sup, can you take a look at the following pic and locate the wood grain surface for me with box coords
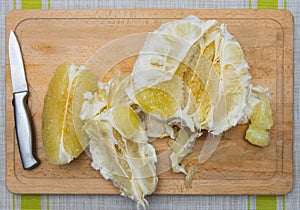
[5,9,293,194]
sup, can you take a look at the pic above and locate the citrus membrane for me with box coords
[126,16,271,174]
[83,105,156,209]
[78,15,273,209]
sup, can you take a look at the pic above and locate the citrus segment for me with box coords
[111,105,145,141]
[73,69,99,149]
[245,124,270,147]
[222,41,244,66]
[245,86,273,146]
[133,76,184,119]
[42,63,98,164]
[135,88,178,119]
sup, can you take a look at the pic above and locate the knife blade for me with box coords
[9,31,39,170]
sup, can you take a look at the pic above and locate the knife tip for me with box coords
[10,30,15,36]
[9,30,17,40]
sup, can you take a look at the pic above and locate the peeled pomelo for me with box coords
[42,63,98,164]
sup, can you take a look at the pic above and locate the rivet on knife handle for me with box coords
[13,91,39,170]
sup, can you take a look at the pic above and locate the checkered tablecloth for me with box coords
[0,0,299,209]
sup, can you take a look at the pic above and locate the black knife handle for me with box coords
[13,91,39,170]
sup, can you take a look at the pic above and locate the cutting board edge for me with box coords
[5,173,293,195]
[5,9,294,195]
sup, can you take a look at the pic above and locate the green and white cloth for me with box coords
[0,0,299,209]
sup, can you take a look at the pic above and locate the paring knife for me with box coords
[9,31,39,170]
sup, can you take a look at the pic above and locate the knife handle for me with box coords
[13,91,39,170]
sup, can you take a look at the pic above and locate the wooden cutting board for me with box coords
[6,9,293,194]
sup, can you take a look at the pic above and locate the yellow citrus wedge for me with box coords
[133,76,183,119]
[245,124,270,147]
[245,86,273,146]
[111,105,145,141]
[42,63,98,164]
